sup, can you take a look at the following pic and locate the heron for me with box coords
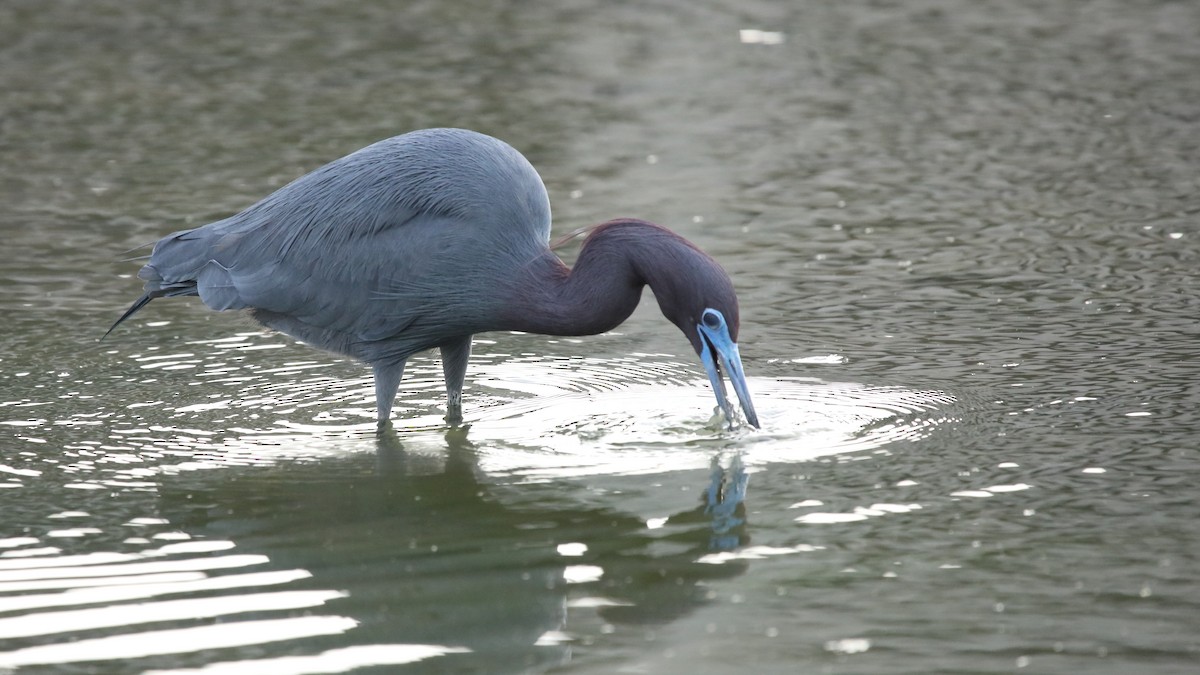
[107,128,759,429]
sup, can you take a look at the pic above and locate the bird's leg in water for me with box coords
[372,359,407,428]
[440,336,472,425]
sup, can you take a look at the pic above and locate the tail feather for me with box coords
[117,241,156,257]
[107,218,255,340]
[102,294,154,341]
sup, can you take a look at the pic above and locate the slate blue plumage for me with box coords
[110,128,758,428]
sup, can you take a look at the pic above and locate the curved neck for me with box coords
[498,219,697,337]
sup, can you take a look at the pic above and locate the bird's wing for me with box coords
[146,208,457,341]
[137,129,553,356]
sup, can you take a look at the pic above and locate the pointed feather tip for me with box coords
[549,225,597,251]
[101,294,153,341]
[116,241,155,257]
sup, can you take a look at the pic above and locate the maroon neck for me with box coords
[497,219,712,338]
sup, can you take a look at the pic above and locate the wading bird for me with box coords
[108,128,758,429]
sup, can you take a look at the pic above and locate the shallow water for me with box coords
[3,0,1200,673]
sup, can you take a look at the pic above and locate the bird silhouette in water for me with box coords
[108,129,758,430]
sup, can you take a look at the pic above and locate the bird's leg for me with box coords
[439,336,472,425]
[372,359,407,428]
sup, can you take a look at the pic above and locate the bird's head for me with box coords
[646,235,760,430]
[571,218,759,429]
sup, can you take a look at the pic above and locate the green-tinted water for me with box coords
[2,1,1198,672]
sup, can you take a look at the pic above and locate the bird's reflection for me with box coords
[704,454,750,552]
[155,426,753,671]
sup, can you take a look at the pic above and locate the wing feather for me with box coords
[134,129,552,362]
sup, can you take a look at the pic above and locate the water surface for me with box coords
[2,0,1199,672]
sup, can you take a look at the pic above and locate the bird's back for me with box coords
[137,128,553,361]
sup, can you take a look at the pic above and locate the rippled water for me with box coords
[3,0,1200,673]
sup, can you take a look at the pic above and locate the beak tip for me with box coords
[697,328,759,430]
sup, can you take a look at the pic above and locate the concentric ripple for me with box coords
[84,339,957,483]
[460,358,957,480]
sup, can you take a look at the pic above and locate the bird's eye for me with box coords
[701,309,723,330]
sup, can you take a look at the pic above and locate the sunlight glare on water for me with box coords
[0,510,469,673]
